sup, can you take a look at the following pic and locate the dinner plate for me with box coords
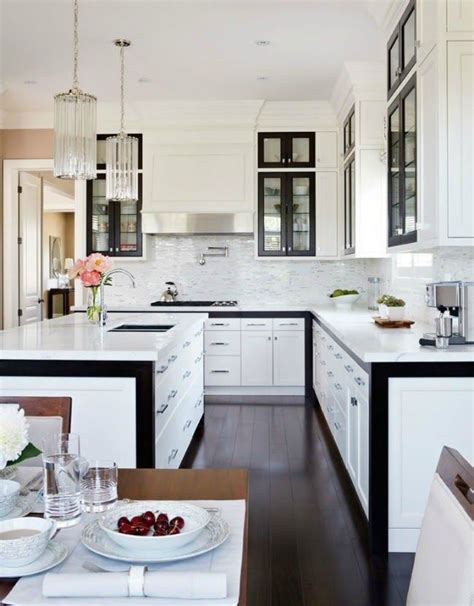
[0,496,33,521]
[0,541,68,578]
[82,515,230,563]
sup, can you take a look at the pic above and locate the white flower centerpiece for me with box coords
[0,406,41,478]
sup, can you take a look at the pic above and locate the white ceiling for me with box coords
[1,0,383,112]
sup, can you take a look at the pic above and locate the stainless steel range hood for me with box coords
[142,212,254,235]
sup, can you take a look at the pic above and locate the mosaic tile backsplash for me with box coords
[106,236,473,325]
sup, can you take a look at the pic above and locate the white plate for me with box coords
[82,516,230,563]
[0,496,33,520]
[0,541,68,578]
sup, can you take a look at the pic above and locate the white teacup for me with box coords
[0,480,20,517]
[0,517,56,567]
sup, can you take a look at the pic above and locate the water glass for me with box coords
[81,460,118,512]
[42,433,86,528]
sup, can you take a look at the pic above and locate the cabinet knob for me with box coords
[351,396,358,407]
[274,336,278,341]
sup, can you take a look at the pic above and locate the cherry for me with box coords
[132,525,149,536]
[118,522,133,534]
[168,526,181,535]
[130,515,146,527]
[142,511,155,527]
[170,516,185,529]
[154,521,170,533]
[153,526,167,536]
[117,516,130,529]
[156,513,169,524]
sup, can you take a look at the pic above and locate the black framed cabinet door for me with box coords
[87,175,115,255]
[287,173,315,256]
[258,173,288,256]
[258,132,315,168]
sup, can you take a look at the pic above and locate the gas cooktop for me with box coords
[150,300,238,307]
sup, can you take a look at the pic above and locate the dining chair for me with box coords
[0,397,72,466]
[407,446,474,605]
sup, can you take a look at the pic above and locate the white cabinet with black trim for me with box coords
[205,316,305,395]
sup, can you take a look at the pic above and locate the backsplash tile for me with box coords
[106,236,473,326]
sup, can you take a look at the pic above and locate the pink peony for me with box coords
[80,270,102,287]
[84,253,112,274]
[68,259,85,279]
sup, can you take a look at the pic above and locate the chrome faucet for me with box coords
[99,268,136,327]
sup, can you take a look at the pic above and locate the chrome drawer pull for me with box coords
[157,403,169,414]
[182,370,191,380]
[183,340,191,348]
[168,448,178,463]
[246,323,266,326]
[335,353,343,360]
[321,360,327,366]
[334,383,343,391]
[278,322,299,326]
[327,370,334,377]
[167,389,178,401]
[344,364,354,373]
[194,353,203,363]
[194,397,203,408]
[210,322,229,326]
[157,364,168,374]
[355,377,366,386]
[183,419,192,431]
[210,342,229,346]
[195,328,203,337]
[327,345,334,350]
[168,354,178,364]
[210,370,230,374]
[351,396,358,407]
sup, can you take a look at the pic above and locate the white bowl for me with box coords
[0,480,20,517]
[330,294,361,309]
[99,501,211,554]
[386,306,405,321]
[0,517,56,567]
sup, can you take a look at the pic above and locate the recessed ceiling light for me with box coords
[138,77,152,83]
[257,76,270,81]
[255,40,271,47]
[24,80,37,85]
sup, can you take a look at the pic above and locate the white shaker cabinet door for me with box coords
[388,376,474,550]
[241,331,273,386]
[356,389,369,516]
[447,0,474,31]
[447,41,474,239]
[315,172,338,257]
[273,331,305,386]
[315,132,338,168]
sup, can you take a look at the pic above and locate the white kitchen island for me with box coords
[0,313,206,469]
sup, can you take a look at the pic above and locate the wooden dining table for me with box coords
[0,468,249,605]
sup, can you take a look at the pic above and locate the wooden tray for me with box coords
[373,316,415,328]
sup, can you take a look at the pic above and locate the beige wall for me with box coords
[0,130,4,329]
[3,129,53,159]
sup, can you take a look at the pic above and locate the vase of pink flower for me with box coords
[68,253,113,323]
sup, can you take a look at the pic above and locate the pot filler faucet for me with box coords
[99,268,136,327]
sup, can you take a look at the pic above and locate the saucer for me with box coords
[0,542,68,578]
[0,496,33,521]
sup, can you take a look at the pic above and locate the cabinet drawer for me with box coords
[241,318,273,331]
[205,331,241,356]
[205,356,241,386]
[205,318,241,331]
[272,318,304,331]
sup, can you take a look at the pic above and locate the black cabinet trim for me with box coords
[387,0,416,99]
[258,132,315,168]
[343,105,355,159]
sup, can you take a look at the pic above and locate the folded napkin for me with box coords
[43,569,227,600]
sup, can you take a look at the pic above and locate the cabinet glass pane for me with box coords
[263,138,281,164]
[97,139,107,166]
[389,108,400,174]
[119,200,139,252]
[291,177,310,251]
[263,177,283,251]
[291,137,310,163]
[350,161,355,247]
[344,167,351,248]
[91,179,110,252]
[403,89,416,168]
[391,204,402,236]
[402,9,416,68]
[349,113,355,147]
[389,37,400,89]
[405,176,416,233]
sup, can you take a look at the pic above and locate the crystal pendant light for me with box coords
[54,0,97,180]
[106,40,138,202]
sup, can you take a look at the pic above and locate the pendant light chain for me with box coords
[72,0,79,91]
[120,42,125,135]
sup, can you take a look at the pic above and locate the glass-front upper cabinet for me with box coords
[343,105,355,158]
[344,157,355,254]
[388,76,417,247]
[87,174,143,257]
[258,132,315,168]
[387,0,416,98]
[258,172,315,256]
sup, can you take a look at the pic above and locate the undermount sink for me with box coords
[108,324,175,333]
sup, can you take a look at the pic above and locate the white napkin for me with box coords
[43,571,227,599]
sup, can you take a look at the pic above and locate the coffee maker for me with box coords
[419,281,474,346]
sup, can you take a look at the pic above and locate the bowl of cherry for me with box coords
[99,501,211,552]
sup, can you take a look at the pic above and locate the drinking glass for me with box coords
[81,460,118,512]
[42,433,87,528]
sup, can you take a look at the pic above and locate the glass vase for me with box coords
[86,286,101,323]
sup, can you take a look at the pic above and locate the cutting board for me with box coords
[373,316,415,328]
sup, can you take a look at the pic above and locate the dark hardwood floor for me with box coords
[182,399,414,606]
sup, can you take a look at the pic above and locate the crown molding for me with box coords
[257,100,337,129]
[366,0,409,39]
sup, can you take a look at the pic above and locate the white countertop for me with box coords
[0,313,207,362]
[74,303,474,363]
